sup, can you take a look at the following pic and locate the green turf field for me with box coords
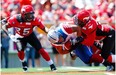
[1,66,115,75]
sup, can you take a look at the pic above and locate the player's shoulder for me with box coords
[85,18,98,29]
[8,14,20,22]
[88,18,97,25]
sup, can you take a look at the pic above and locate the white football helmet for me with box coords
[47,30,60,43]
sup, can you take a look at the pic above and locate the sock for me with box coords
[89,54,111,67]
[47,59,54,65]
[39,48,50,61]
[17,51,25,62]
[107,55,116,63]
[90,54,104,63]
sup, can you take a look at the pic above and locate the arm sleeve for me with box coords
[7,17,16,28]
[62,25,73,34]
[36,18,45,30]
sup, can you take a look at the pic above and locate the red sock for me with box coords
[107,55,112,63]
[17,51,25,61]
[39,48,50,61]
[90,54,104,63]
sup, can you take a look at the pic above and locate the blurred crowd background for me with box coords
[0,0,115,68]
[0,0,115,25]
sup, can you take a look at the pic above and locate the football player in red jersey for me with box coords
[73,9,115,71]
[1,5,56,72]
[47,23,114,71]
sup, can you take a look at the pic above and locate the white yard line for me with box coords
[61,66,102,71]
[37,68,43,71]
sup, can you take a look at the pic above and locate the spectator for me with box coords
[1,31,10,68]
[25,44,36,68]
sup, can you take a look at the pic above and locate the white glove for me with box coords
[9,34,19,42]
[71,39,77,45]
[45,27,49,33]
[8,34,23,42]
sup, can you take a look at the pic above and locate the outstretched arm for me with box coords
[52,44,71,54]
[71,25,82,36]
[42,27,49,33]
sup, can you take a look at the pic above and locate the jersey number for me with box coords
[16,28,31,35]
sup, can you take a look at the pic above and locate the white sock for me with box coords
[47,59,53,65]
[20,58,26,62]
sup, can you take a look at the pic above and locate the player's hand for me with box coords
[70,36,83,45]
[75,36,84,43]
[45,27,49,33]
[8,34,23,42]
[94,41,102,49]
[8,34,19,42]
[71,38,77,45]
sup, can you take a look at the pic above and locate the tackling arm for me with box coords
[52,44,71,54]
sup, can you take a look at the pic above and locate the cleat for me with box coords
[70,51,77,60]
[106,65,114,71]
[50,64,57,71]
[23,66,28,72]
[22,61,28,72]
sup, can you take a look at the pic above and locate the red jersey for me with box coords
[7,14,45,37]
[81,18,114,46]
[81,18,97,46]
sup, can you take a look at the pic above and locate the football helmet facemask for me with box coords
[73,10,91,27]
[21,5,35,22]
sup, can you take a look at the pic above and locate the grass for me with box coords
[1,66,115,75]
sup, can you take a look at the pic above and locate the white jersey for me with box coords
[55,24,77,44]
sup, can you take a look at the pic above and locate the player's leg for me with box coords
[74,44,113,71]
[101,30,115,70]
[74,44,93,64]
[15,39,28,72]
[28,32,57,71]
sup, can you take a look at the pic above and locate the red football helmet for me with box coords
[73,10,91,27]
[21,5,35,21]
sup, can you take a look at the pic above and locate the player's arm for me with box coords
[1,22,11,35]
[52,44,70,54]
[41,27,49,33]
[1,18,21,42]
[1,17,11,34]
[36,18,49,33]
[72,26,82,37]
[63,24,82,37]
